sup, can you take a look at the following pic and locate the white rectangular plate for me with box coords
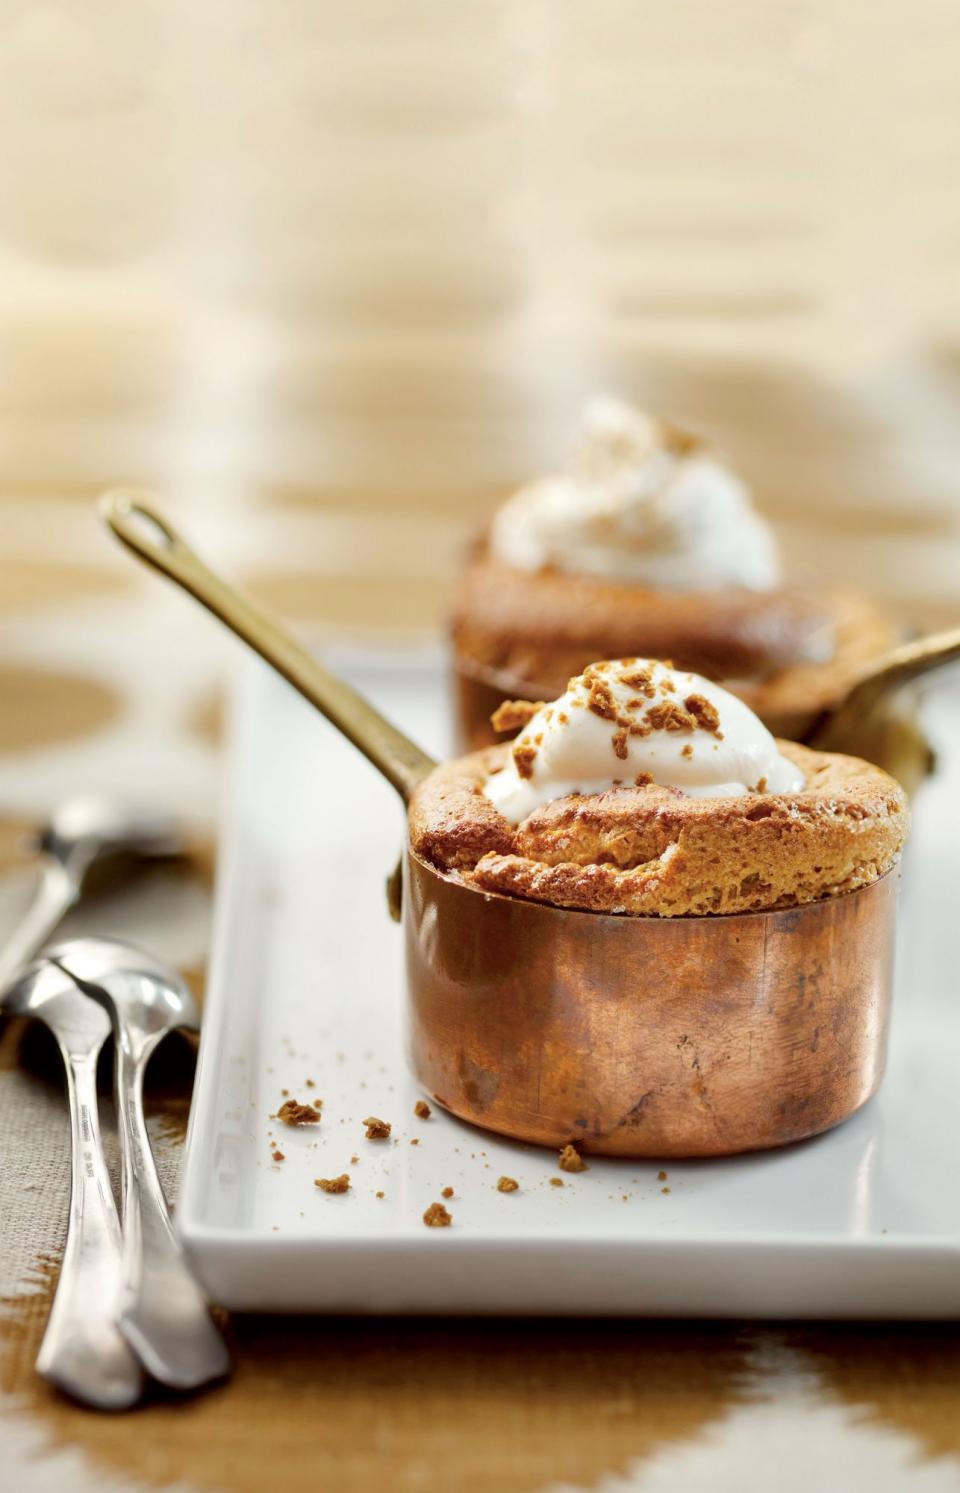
[178,647,960,1317]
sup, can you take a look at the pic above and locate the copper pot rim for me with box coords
[407,845,896,928]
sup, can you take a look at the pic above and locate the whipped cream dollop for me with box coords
[484,659,805,825]
[489,397,779,592]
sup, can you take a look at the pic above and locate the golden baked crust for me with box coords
[452,553,897,743]
[408,741,908,918]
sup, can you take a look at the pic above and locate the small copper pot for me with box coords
[103,494,908,1160]
[405,851,898,1157]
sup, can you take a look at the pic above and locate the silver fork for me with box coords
[1,961,144,1409]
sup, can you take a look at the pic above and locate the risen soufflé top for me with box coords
[410,659,909,918]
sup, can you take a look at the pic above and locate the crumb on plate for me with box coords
[315,1174,350,1194]
[275,1099,321,1127]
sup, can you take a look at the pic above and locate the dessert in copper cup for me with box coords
[407,657,908,1155]
[451,397,904,759]
[104,496,914,1159]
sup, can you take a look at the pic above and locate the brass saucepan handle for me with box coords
[809,625,960,753]
[100,490,438,805]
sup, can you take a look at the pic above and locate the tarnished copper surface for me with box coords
[405,850,898,1157]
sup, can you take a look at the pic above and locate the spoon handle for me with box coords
[0,862,78,992]
[100,489,437,805]
[810,625,960,752]
[37,1043,144,1409]
[114,1037,230,1389]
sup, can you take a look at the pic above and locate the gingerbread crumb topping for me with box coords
[315,1174,350,1194]
[275,1100,321,1127]
[491,699,544,733]
[619,667,656,696]
[558,1143,587,1173]
[414,1099,431,1120]
[271,1150,285,1163]
[441,1186,454,1199]
[497,1176,519,1193]
[584,670,619,721]
[512,742,538,780]
[423,1201,453,1228]
[363,1115,392,1140]
[647,700,697,733]
[555,665,730,762]
[684,693,722,736]
[549,1177,565,1188]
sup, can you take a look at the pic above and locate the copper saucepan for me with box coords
[101,492,934,1158]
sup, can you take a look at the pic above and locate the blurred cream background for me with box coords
[2,0,960,630]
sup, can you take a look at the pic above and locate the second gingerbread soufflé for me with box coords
[412,659,908,919]
[451,397,896,748]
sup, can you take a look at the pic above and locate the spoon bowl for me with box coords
[48,936,199,1042]
[36,796,183,891]
[2,957,111,1036]
[0,797,185,992]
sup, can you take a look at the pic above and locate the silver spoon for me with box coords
[0,797,183,991]
[49,937,231,1391]
[0,959,144,1409]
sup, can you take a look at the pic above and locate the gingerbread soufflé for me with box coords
[451,397,896,748]
[411,659,908,919]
